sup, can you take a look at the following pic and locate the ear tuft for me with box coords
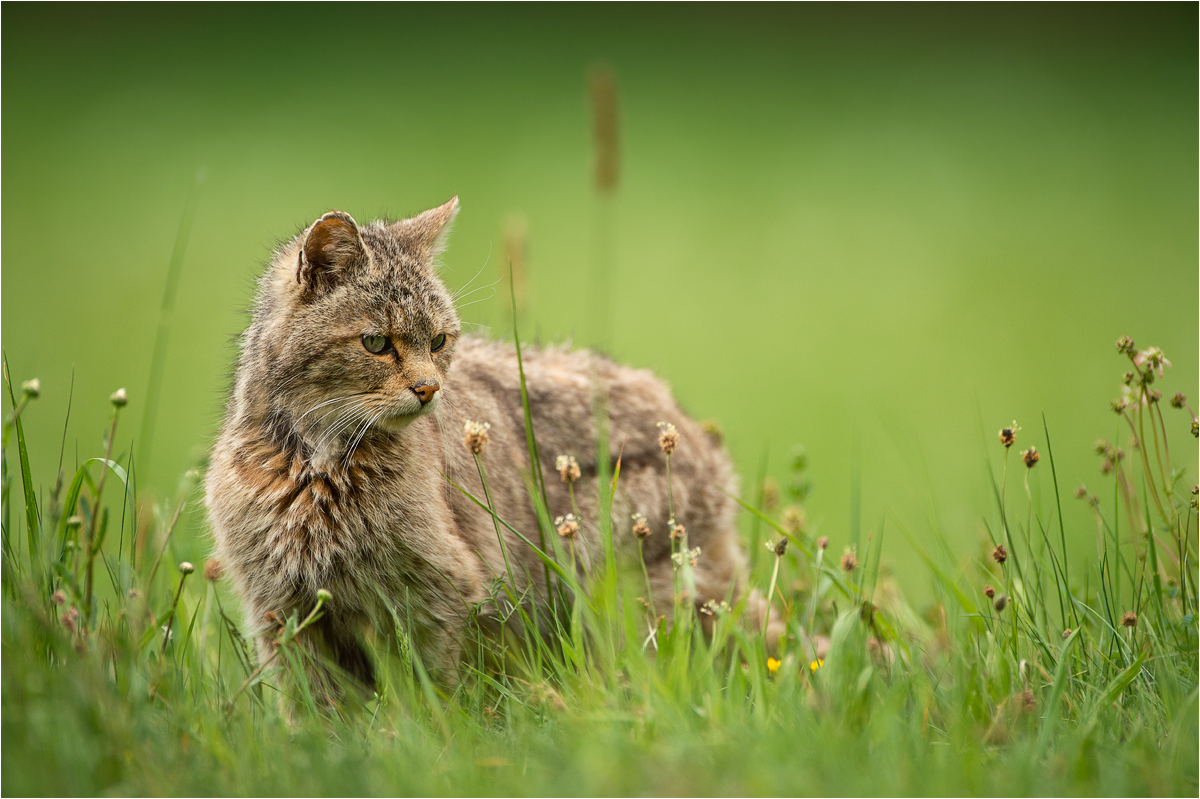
[297,211,366,290]
[389,196,460,260]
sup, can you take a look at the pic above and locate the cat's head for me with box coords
[245,198,462,445]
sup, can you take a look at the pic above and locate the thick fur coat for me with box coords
[205,198,766,690]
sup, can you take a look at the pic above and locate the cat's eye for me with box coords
[431,333,447,353]
[362,334,389,354]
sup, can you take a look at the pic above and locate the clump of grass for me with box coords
[1,335,1197,795]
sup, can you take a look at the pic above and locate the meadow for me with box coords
[3,4,1197,796]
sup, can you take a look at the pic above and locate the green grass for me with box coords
[2,332,1196,796]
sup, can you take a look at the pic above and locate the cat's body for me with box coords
[205,198,763,689]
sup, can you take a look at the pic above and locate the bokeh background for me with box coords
[4,4,1196,598]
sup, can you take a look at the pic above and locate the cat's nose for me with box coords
[411,382,440,405]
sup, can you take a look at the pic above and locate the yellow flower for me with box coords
[767,657,781,675]
[809,659,824,673]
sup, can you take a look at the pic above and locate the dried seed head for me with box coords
[1134,346,1171,377]
[556,455,581,483]
[1115,335,1135,355]
[589,63,620,194]
[762,478,780,512]
[554,513,581,539]
[204,559,224,582]
[700,599,730,617]
[999,422,1018,448]
[781,505,807,534]
[61,606,80,636]
[631,512,651,539]
[840,548,858,573]
[772,537,789,558]
[463,420,491,454]
[817,536,829,551]
[687,546,701,567]
[1170,392,1186,409]
[109,388,128,408]
[1022,447,1040,469]
[1061,628,1072,640]
[1017,689,1037,714]
[1121,611,1137,629]
[992,544,1007,564]
[984,584,995,599]
[656,421,679,455]
[51,589,67,606]
[669,520,686,542]
[21,378,41,399]
[1074,485,1088,500]
[993,594,1009,612]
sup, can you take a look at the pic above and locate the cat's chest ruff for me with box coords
[235,436,416,576]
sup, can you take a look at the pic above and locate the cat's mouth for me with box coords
[376,396,440,431]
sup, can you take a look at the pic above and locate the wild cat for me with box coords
[205,197,772,693]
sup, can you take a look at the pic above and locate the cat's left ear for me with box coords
[389,196,459,261]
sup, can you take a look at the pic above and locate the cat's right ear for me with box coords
[296,210,367,293]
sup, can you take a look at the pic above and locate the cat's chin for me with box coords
[377,403,437,432]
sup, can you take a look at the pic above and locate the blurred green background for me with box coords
[3,4,1196,596]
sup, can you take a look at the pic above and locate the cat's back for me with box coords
[447,335,729,480]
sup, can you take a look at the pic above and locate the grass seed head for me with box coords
[984,584,995,599]
[1121,611,1137,629]
[999,422,1019,448]
[1122,370,1136,386]
[1062,628,1072,640]
[631,512,651,539]
[51,589,67,606]
[1074,485,1088,500]
[204,559,223,582]
[656,421,679,454]
[463,420,491,454]
[554,513,581,539]
[556,455,581,483]
[109,387,129,408]
[841,548,858,572]
[178,561,195,575]
[1111,396,1130,413]
[817,536,829,551]
[21,378,40,399]
[772,537,789,557]
[992,544,1007,564]
[762,478,780,512]
[1022,447,1040,468]
[993,594,1009,612]
[1115,335,1135,355]
[669,520,686,542]
[1148,389,1162,404]
[781,505,807,534]
[1170,392,1186,409]
[1134,346,1171,377]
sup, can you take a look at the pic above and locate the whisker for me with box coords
[449,243,493,299]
